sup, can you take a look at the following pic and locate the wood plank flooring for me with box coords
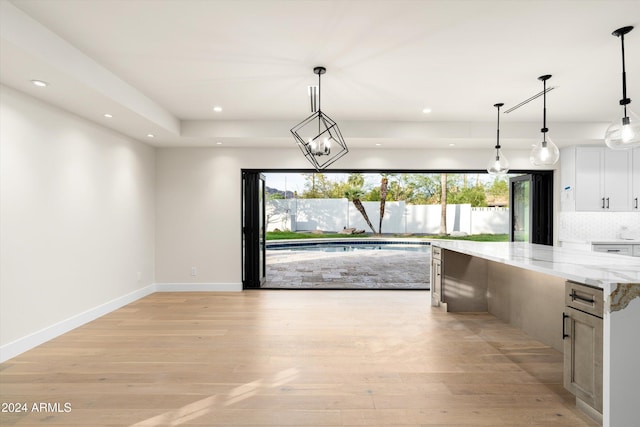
[0,291,598,426]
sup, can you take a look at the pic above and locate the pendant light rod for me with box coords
[613,26,633,117]
[494,103,503,149]
[539,74,551,141]
[314,66,326,135]
[503,86,556,114]
[314,66,326,111]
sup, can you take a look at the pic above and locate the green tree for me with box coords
[363,187,380,201]
[486,176,509,206]
[301,173,340,198]
[403,174,439,204]
[448,185,487,207]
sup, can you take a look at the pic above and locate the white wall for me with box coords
[155,148,242,287]
[0,86,156,354]
[155,146,554,288]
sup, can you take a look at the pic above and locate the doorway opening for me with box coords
[242,169,552,290]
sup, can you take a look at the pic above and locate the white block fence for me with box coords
[267,199,508,235]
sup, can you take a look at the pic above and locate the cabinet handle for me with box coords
[562,313,569,339]
[606,197,610,209]
[635,197,638,209]
[569,290,595,304]
[607,249,621,253]
[601,198,605,209]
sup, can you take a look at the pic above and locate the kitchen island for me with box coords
[430,241,640,427]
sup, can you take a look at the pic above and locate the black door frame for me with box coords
[509,171,553,245]
[242,168,554,289]
[242,171,266,289]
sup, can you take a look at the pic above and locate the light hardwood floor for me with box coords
[0,291,598,426]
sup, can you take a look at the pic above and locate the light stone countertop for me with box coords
[431,241,640,288]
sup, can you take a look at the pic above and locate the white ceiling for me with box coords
[1,0,639,150]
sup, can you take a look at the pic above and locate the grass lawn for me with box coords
[266,231,509,242]
[266,231,371,240]
[422,233,509,242]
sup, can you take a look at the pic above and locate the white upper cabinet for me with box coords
[571,147,632,211]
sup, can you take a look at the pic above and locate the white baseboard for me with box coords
[155,282,243,292]
[0,284,156,363]
[0,282,243,362]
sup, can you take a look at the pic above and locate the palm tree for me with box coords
[378,174,389,234]
[439,173,447,235]
[344,187,376,234]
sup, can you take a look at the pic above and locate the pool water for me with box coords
[267,242,431,253]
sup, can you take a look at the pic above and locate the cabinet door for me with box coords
[633,148,640,211]
[575,147,632,211]
[563,307,603,412]
[575,148,604,211]
[603,149,632,211]
[431,258,442,306]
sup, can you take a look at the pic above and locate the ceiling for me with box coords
[1,0,639,150]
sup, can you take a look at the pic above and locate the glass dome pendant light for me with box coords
[487,103,509,174]
[605,26,640,149]
[530,75,560,166]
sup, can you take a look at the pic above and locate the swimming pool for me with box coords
[266,239,431,253]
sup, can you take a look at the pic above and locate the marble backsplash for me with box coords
[558,211,640,241]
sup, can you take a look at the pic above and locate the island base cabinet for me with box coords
[563,306,603,414]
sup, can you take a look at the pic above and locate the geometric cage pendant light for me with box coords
[290,66,348,170]
[487,102,509,175]
[605,26,640,149]
[530,74,560,166]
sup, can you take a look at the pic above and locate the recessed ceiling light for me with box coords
[147,134,155,138]
[31,80,48,87]
[422,108,432,114]
[448,143,455,147]
[216,142,223,145]
[104,113,113,118]
[213,106,223,113]
[375,143,382,146]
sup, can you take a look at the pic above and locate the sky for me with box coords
[264,172,508,193]
[264,173,344,194]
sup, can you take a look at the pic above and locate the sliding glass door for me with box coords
[509,172,553,245]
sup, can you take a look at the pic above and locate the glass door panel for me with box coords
[510,175,532,243]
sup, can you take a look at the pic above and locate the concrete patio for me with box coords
[265,246,431,289]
